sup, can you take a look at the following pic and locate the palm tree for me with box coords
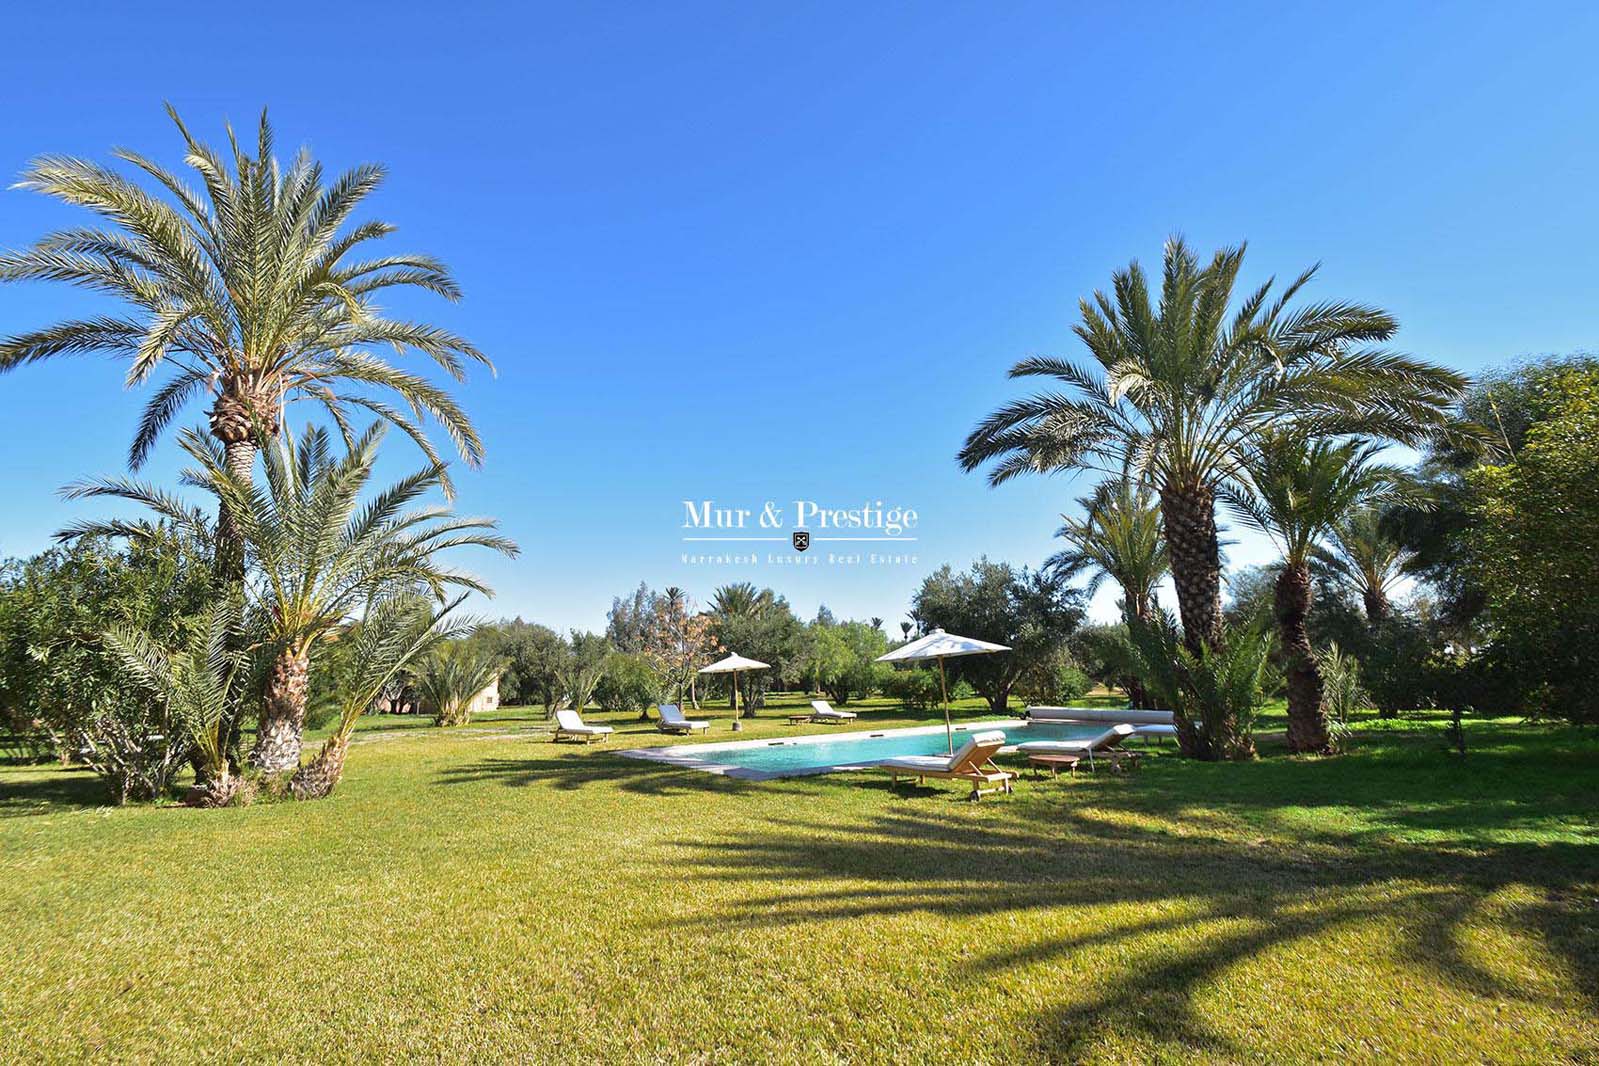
[64,421,517,774]
[0,107,491,582]
[418,640,504,726]
[1224,431,1404,753]
[958,237,1465,656]
[710,582,771,619]
[1045,478,1168,625]
[292,595,469,799]
[103,598,250,806]
[1315,506,1414,622]
[1044,477,1168,707]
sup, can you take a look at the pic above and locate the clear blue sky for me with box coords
[3,2,1597,633]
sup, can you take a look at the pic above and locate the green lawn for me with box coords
[2,695,1595,1062]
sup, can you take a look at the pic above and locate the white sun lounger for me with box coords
[553,708,614,743]
[657,703,710,734]
[1015,723,1142,769]
[809,699,857,723]
[875,731,1014,800]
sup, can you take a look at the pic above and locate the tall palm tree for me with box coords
[1315,506,1414,622]
[64,422,517,774]
[1,107,491,582]
[958,237,1465,656]
[1225,431,1404,753]
[1044,477,1168,708]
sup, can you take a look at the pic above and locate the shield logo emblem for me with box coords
[792,530,810,552]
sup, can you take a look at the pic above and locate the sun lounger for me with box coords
[875,731,1014,800]
[657,703,710,734]
[808,699,857,723]
[1015,723,1143,770]
[553,708,614,743]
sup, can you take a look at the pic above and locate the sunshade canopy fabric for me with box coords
[698,653,772,673]
[876,628,1010,663]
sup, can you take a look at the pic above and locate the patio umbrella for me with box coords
[698,653,771,718]
[877,629,1010,753]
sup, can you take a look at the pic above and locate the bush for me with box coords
[1014,648,1092,706]
[594,653,658,714]
[0,534,213,802]
[881,668,942,711]
[1125,612,1273,761]
[807,621,889,707]
[1361,614,1446,716]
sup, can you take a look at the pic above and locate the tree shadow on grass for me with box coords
[436,750,755,797]
[0,767,110,817]
[653,753,1598,1059]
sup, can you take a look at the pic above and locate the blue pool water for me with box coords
[618,719,1108,779]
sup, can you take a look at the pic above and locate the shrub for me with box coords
[1316,642,1367,726]
[1361,614,1447,716]
[595,652,658,714]
[419,641,504,727]
[881,668,942,711]
[0,534,213,802]
[1014,648,1092,706]
[1125,611,1273,760]
[807,620,889,707]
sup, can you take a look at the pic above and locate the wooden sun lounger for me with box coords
[875,731,1015,801]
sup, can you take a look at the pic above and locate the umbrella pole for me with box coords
[733,670,739,718]
[940,657,952,754]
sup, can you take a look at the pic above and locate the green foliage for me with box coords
[559,631,613,714]
[0,533,213,800]
[1315,642,1366,751]
[807,620,888,706]
[1124,611,1273,760]
[1069,623,1134,686]
[1394,355,1599,634]
[470,619,567,709]
[594,652,660,714]
[604,583,659,653]
[1466,365,1599,723]
[710,589,804,714]
[1355,611,1450,716]
[959,238,1464,493]
[1013,647,1092,707]
[0,107,491,478]
[911,559,1083,713]
[879,667,942,711]
[103,597,249,796]
[419,639,504,727]
[1045,478,1167,621]
[66,421,517,769]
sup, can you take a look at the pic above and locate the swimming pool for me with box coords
[615,718,1109,780]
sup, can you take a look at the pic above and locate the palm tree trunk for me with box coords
[1275,562,1332,754]
[1122,595,1153,710]
[252,646,309,774]
[1363,586,1390,625]
[207,392,262,774]
[1160,483,1223,654]
[289,735,349,800]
